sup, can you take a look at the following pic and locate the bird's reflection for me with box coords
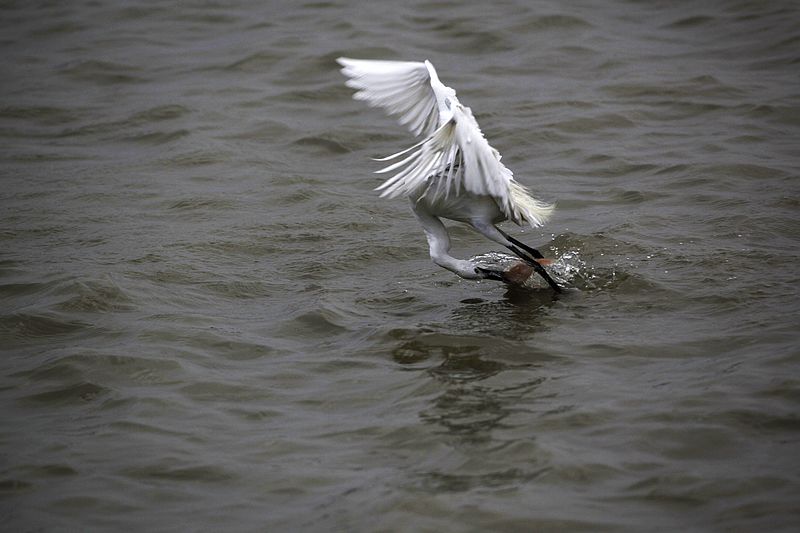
[450,284,559,337]
[390,292,556,434]
[387,291,558,491]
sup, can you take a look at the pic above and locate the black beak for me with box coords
[475,266,506,282]
[506,245,562,293]
[495,229,562,293]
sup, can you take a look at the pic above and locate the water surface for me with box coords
[1,1,799,530]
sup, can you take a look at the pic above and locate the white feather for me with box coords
[336,57,441,137]
[338,57,554,229]
[373,103,552,227]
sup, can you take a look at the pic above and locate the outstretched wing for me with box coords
[337,57,443,137]
[374,104,554,227]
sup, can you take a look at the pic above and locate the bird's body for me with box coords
[411,184,503,226]
[337,57,562,291]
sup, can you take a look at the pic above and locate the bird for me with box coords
[337,57,562,292]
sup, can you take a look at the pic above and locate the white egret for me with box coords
[337,57,561,292]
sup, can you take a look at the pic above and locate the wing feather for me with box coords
[374,104,554,227]
[337,57,441,137]
[339,57,554,227]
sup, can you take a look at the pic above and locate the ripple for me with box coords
[0,312,92,339]
[122,129,190,145]
[274,309,350,339]
[548,113,636,133]
[428,354,505,384]
[14,464,78,478]
[0,479,33,493]
[420,466,548,492]
[221,119,291,140]
[602,77,745,100]
[183,331,276,361]
[120,462,235,483]
[166,196,237,211]
[160,149,231,166]
[663,15,716,29]
[223,51,283,72]
[623,473,792,510]
[291,134,351,154]
[0,280,53,298]
[59,60,147,85]
[698,163,787,180]
[179,381,270,403]
[511,14,592,31]
[129,104,190,122]
[610,189,648,204]
[14,352,183,386]
[55,279,135,313]
[20,381,108,406]
[51,105,190,145]
[201,279,274,299]
[386,330,527,367]
[0,105,80,125]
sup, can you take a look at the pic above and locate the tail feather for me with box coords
[508,181,555,228]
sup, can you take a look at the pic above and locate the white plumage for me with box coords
[338,57,561,291]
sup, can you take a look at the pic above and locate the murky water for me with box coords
[2,1,799,530]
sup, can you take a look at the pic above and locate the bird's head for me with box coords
[475,262,534,285]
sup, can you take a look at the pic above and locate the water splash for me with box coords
[550,248,620,291]
[549,249,585,285]
[470,246,627,291]
[470,250,586,289]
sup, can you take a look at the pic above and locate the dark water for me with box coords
[2,1,799,530]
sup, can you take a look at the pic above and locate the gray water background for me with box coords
[2,0,799,531]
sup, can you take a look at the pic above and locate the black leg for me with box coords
[507,245,562,293]
[498,228,545,259]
